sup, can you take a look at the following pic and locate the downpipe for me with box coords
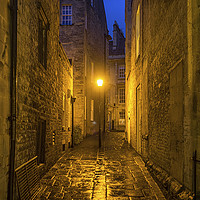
[8,0,17,199]
[193,150,200,200]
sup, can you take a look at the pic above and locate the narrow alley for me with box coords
[38,132,165,200]
[1,0,200,199]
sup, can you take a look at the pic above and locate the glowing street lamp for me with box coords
[97,79,103,148]
[97,79,103,87]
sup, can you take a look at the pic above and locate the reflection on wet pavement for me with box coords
[38,132,166,200]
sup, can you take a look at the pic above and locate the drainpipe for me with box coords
[8,0,17,199]
[71,96,76,148]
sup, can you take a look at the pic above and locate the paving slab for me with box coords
[38,132,166,200]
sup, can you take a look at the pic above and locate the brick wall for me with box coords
[126,0,197,194]
[0,0,10,199]
[16,0,73,175]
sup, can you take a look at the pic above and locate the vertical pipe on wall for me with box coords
[71,96,76,148]
[8,0,17,199]
[193,150,197,200]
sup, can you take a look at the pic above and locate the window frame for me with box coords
[61,5,72,25]
[118,66,125,79]
[119,110,125,119]
[119,88,125,104]
[119,110,125,125]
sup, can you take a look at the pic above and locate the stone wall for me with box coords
[16,0,73,175]
[0,0,10,199]
[126,0,198,196]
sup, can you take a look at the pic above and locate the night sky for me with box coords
[103,0,125,38]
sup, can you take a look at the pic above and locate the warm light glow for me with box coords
[97,79,103,86]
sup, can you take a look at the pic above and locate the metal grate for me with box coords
[15,156,41,200]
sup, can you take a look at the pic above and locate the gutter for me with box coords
[8,0,17,199]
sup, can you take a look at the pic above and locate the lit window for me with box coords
[91,100,94,121]
[61,5,72,25]
[136,4,140,58]
[119,88,125,104]
[119,110,125,125]
[119,110,125,119]
[119,66,125,78]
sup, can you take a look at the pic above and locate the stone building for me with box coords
[0,0,11,199]
[106,21,125,131]
[125,0,200,198]
[16,0,73,170]
[0,0,73,198]
[59,0,108,140]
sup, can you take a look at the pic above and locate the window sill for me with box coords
[60,24,74,26]
[118,77,126,79]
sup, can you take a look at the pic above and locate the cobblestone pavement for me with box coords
[38,132,166,200]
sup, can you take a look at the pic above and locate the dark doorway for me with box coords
[37,119,46,163]
[112,120,114,130]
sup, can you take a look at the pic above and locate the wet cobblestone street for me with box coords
[38,132,166,200]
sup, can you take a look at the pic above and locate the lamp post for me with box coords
[97,79,103,148]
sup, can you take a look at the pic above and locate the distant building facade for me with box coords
[106,22,125,131]
[59,0,108,140]
[125,0,200,198]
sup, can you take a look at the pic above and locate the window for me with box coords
[37,119,46,163]
[119,88,125,103]
[61,5,72,25]
[119,110,125,125]
[119,66,125,78]
[119,110,125,119]
[91,100,94,121]
[136,4,140,58]
[91,62,94,83]
[38,8,48,68]
[113,30,117,47]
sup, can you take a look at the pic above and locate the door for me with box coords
[109,113,111,131]
[37,119,46,163]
